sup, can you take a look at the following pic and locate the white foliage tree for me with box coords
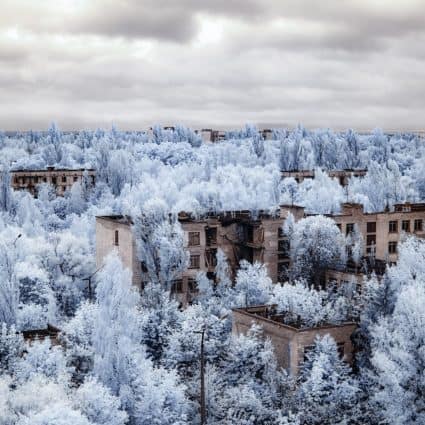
[296,335,359,424]
[133,198,188,289]
[290,215,347,284]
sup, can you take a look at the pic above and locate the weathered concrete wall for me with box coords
[232,308,356,376]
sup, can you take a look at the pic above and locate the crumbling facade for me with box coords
[96,201,425,301]
[95,205,304,303]
[232,305,356,376]
[11,167,95,196]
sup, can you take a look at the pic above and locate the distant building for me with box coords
[21,324,61,346]
[232,305,356,376]
[281,169,368,186]
[11,167,95,197]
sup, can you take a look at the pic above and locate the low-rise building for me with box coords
[232,305,356,376]
[11,167,95,196]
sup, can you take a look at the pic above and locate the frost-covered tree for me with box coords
[73,378,128,425]
[208,325,289,425]
[0,167,13,212]
[133,198,188,289]
[0,323,24,374]
[233,261,274,307]
[14,339,69,383]
[92,254,141,393]
[0,241,19,325]
[139,282,181,362]
[290,215,347,285]
[296,335,359,424]
[369,282,425,424]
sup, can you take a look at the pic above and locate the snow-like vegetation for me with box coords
[0,123,424,424]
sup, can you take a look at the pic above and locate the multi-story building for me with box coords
[95,205,304,303]
[329,202,425,264]
[281,169,367,186]
[232,305,356,376]
[11,167,95,197]
[96,201,425,301]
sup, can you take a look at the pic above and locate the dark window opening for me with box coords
[205,248,217,268]
[366,222,376,233]
[414,219,423,232]
[188,279,197,293]
[243,225,254,243]
[278,239,290,256]
[188,231,200,246]
[388,241,397,254]
[337,342,345,359]
[346,223,354,235]
[206,227,217,245]
[402,220,410,232]
[171,280,183,294]
[389,221,398,233]
[189,255,200,269]
[114,230,119,246]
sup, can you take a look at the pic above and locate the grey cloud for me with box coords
[0,1,424,131]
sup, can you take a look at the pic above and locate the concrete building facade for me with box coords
[96,201,425,301]
[95,205,304,303]
[11,167,95,196]
[232,305,357,376]
[329,202,425,264]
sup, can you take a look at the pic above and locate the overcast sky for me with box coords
[1,0,424,131]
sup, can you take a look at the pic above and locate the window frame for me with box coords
[366,221,376,233]
[346,223,354,235]
[388,220,398,233]
[388,241,397,254]
[401,220,410,233]
[189,254,200,269]
[414,219,423,232]
[188,231,201,246]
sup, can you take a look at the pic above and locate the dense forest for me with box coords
[0,124,424,424]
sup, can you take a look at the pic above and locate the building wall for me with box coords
[95,205,306,302]
[11,168,95,196]
[95,202,425,302]
[232,307,356,376]
[95,217,141,288]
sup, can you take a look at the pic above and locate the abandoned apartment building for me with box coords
[96,205,305,304]
[95,201,425,303]
[232,305,356,376]
[281,169,368,186]
[324,202,425,286]
[11,167,96,196]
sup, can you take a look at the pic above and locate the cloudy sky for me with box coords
[1,0,424,131]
